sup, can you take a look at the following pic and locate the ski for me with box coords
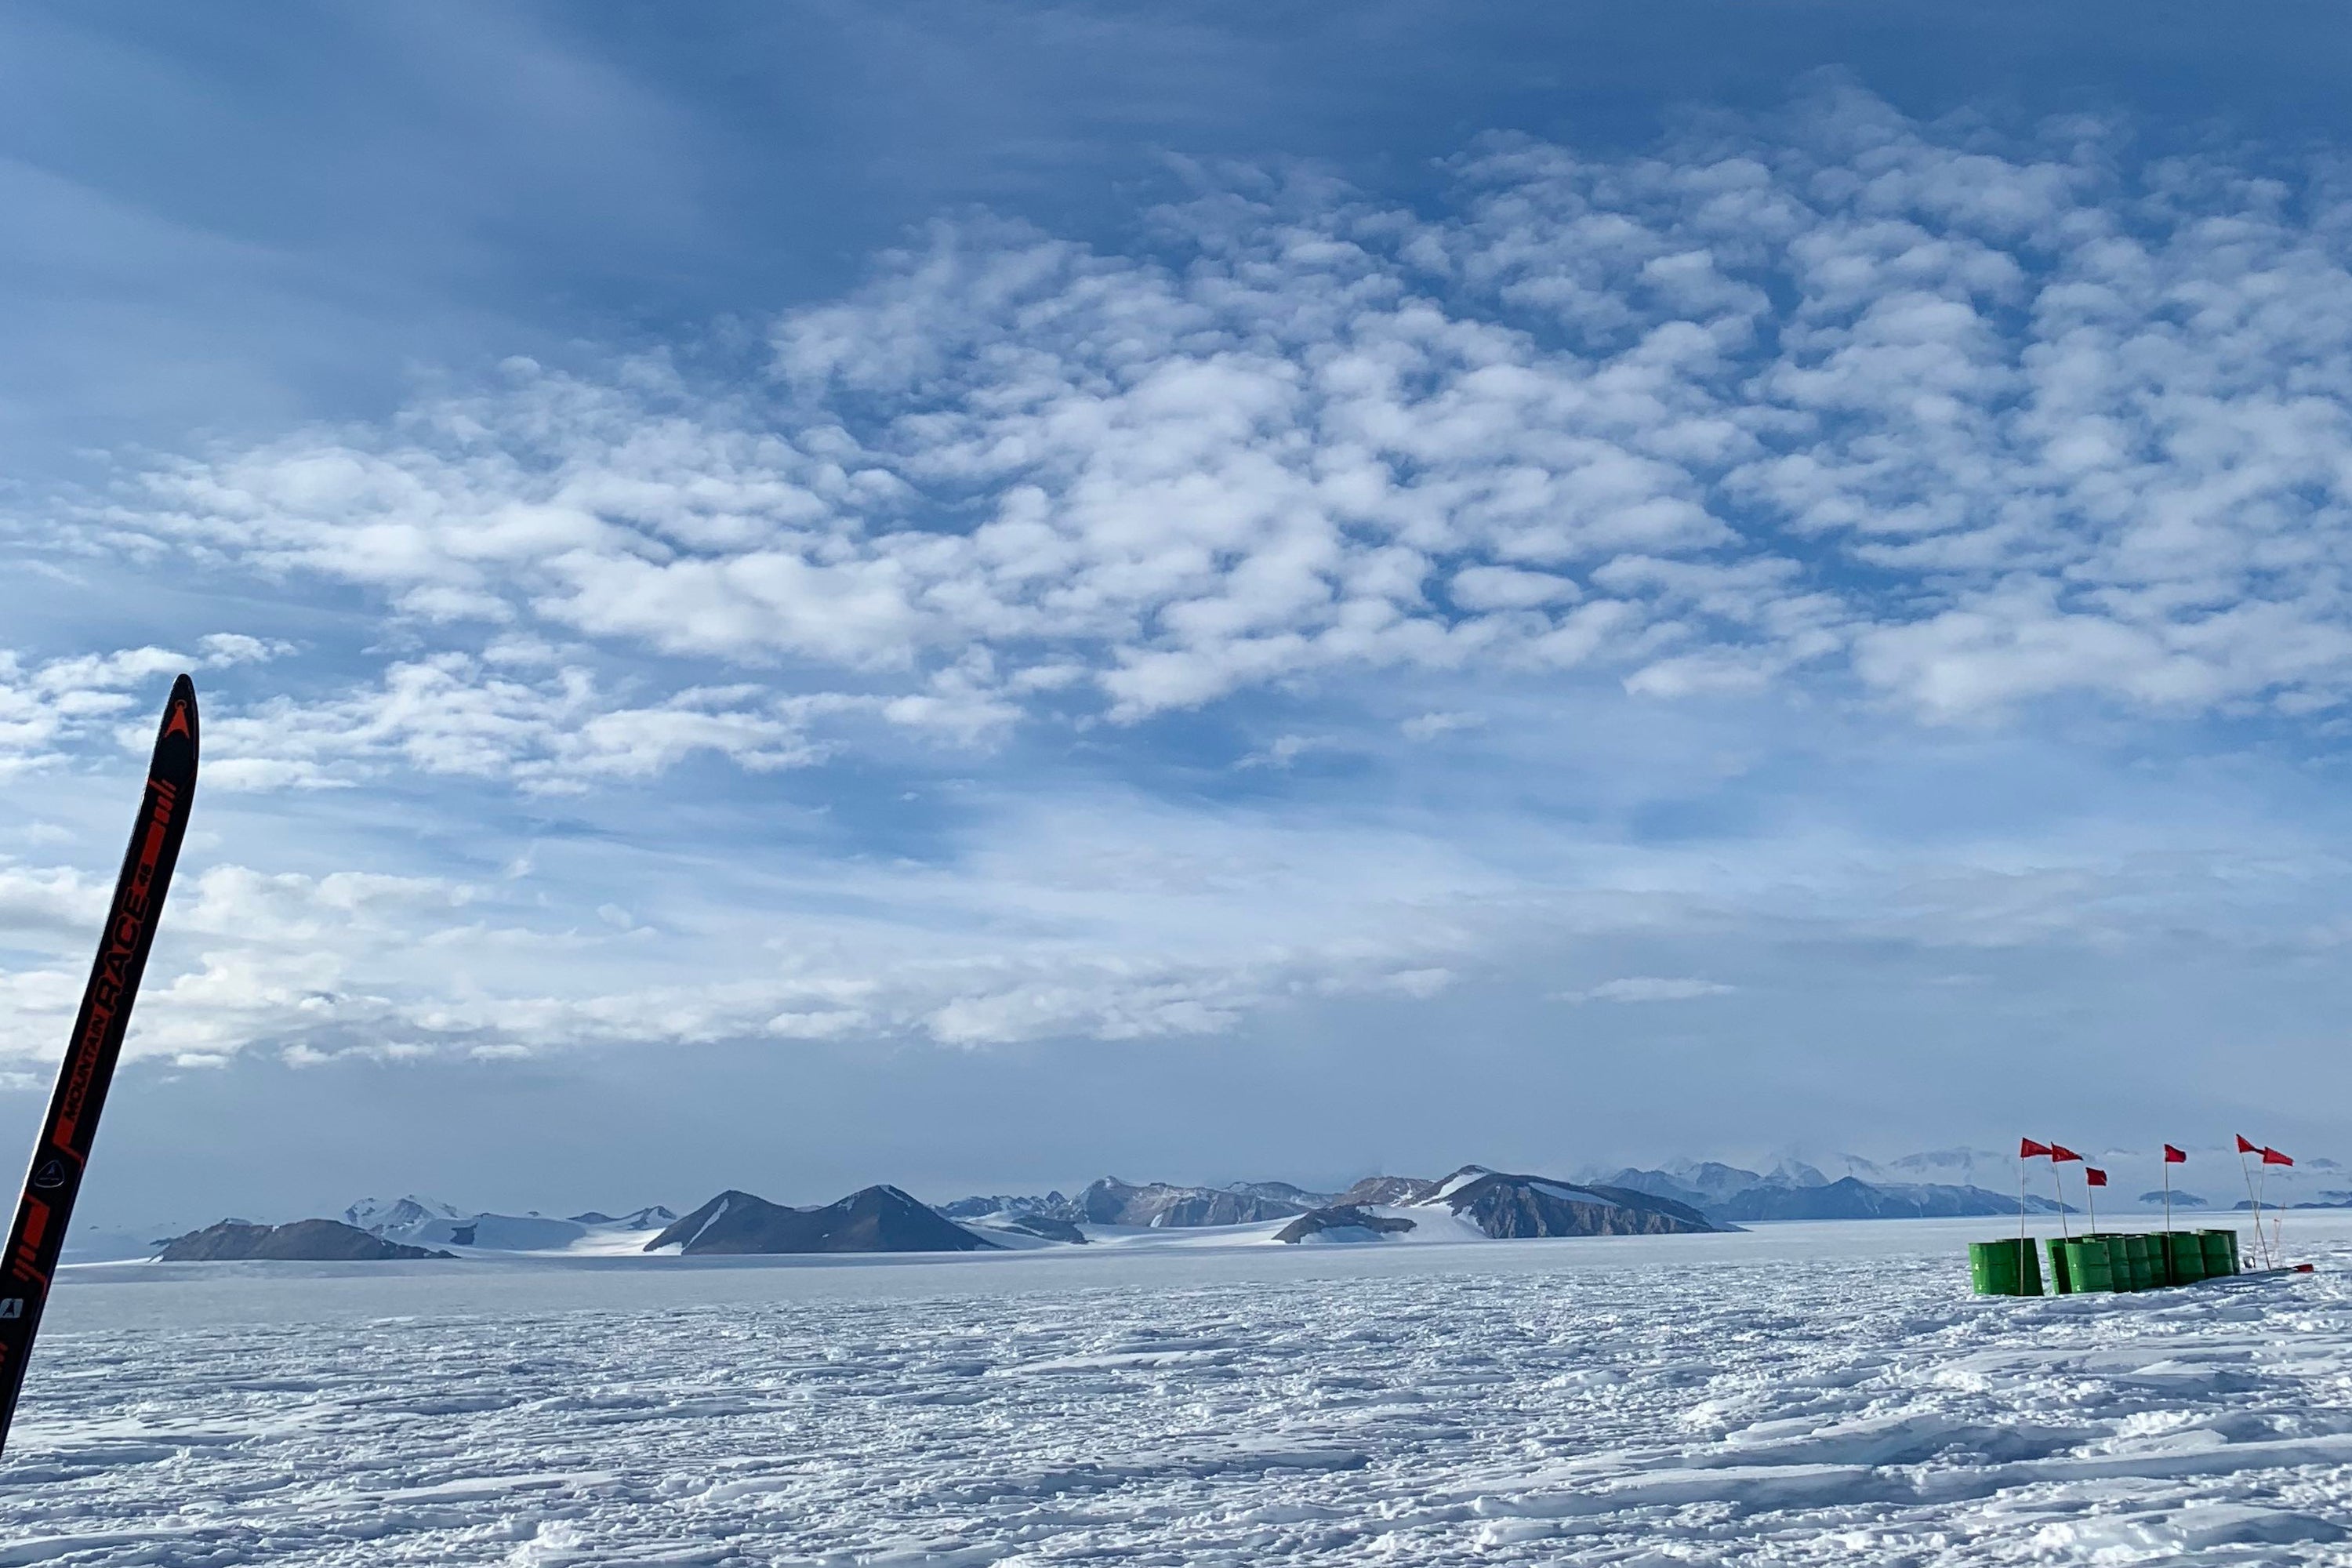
[0,674,198,1456]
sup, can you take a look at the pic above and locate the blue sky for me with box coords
[7,3,2352,1226]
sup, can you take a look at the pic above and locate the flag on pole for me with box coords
[2164,1145,2187,1163]
[2084,1167,2104,1231]
[2045,1144,2076,1237]
[2237,1135,2270,1268]
[2015,1138,2050,1243]
[2085,1167,2107,1185]
[2161,1145,2182,1232]
[2260,1148,2293,1261]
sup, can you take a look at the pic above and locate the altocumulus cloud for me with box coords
[12,85,2352,1069]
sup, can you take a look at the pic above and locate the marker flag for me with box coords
[2049,1144,2082,1163]
[2164,1145,2187,1163]
[2085,1167,2107,1186]
[2020,1138,2052,1159]
[2262,1147,2294,1167]
[2238,1134,2260,1154]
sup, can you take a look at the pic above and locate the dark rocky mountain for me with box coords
[1710,1175,2046,1221]
[1227,1180,1337,1207]
[567,1206,677,1227]
[342,1195,462,1232]
[1604,1163,1765,1210]
[1334,1174,1440,1207]
[649,1186,998,1254]
[2137,1189,2209,1207]
[1418,1167,1721,1237]
[1077,1178,1310,1227]
[936,1191,1082,1223]
[161,1219,454,1261]
[1274,1204,1418,1243]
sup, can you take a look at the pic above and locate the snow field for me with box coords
[0,1218,2347,1564]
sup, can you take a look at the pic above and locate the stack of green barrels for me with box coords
[1968,1229,2241,1296]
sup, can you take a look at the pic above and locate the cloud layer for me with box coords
[65,84,2352,773]
[12,85,2352,1093]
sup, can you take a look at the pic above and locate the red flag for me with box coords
[2262,1147,2294,1167]
[2164,1145,2187,1163]
[2020,1138,2052,1159]
[2049,1144,2082,1163]
[2238,1134,2260,1154]
[2085,1167,2107,1186]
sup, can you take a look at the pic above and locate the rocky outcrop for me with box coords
[1274,1205,1418,1243]
[160,1219,455,1261]
[648,1186,999,1254]
[1077,1178,1311,1227]
[1227,1181,1337,1207]
[1417,1167,1720,1237]
[937,1191,1082,1223]
[1333,1175,1439,1207]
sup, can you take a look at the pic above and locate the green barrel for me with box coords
[1969,1238,2043,1295]
[2121,1233,2158,1290]
[2198,1228,2240,1276]
[2063,1236,2117,1293]
[2162,1232,2205,1286]
[2100,1235,2134,1290]
[2045,1236,2074,1294]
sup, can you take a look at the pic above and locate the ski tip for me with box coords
[158,674,198,758]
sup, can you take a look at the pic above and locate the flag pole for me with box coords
[2052,1156,2069,1241]
[2162,1156,2171,1235]
[2238,1142,2266,1269]
[2018,1152,2028,1247]
[2085,1175,2097,1235]
[2256,1157,2267,1268]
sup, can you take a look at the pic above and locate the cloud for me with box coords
[46,88,2352,764]
[1401,710,1486,741]
[1555,977,1737,1004]
[0,637,292,778]
[16,85,2352,1081]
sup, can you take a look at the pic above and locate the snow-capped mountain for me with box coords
[343,1196,677,1254]
[1276,1167,1722,1245]
[936,1191,1083,1223]
[1077,1178,1314,1227]
[342,1195,466,1233]
[1602,1166,2063,1221]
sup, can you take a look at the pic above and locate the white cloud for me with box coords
[1555,977,1737,1004]
[55,89,2352,752]
[1401,710,1486,741]
[16,89,2352,1079]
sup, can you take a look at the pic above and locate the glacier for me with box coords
[0,1214,2345,1564]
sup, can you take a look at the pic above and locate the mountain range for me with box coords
[138,1147,2306,1261]
[1595,1162,2070,1221]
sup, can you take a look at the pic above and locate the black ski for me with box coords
[0,674,198,1456]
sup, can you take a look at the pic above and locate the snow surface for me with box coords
[4,1214,2350,1564]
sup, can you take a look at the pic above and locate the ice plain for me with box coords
[2,1214,2348,1565]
